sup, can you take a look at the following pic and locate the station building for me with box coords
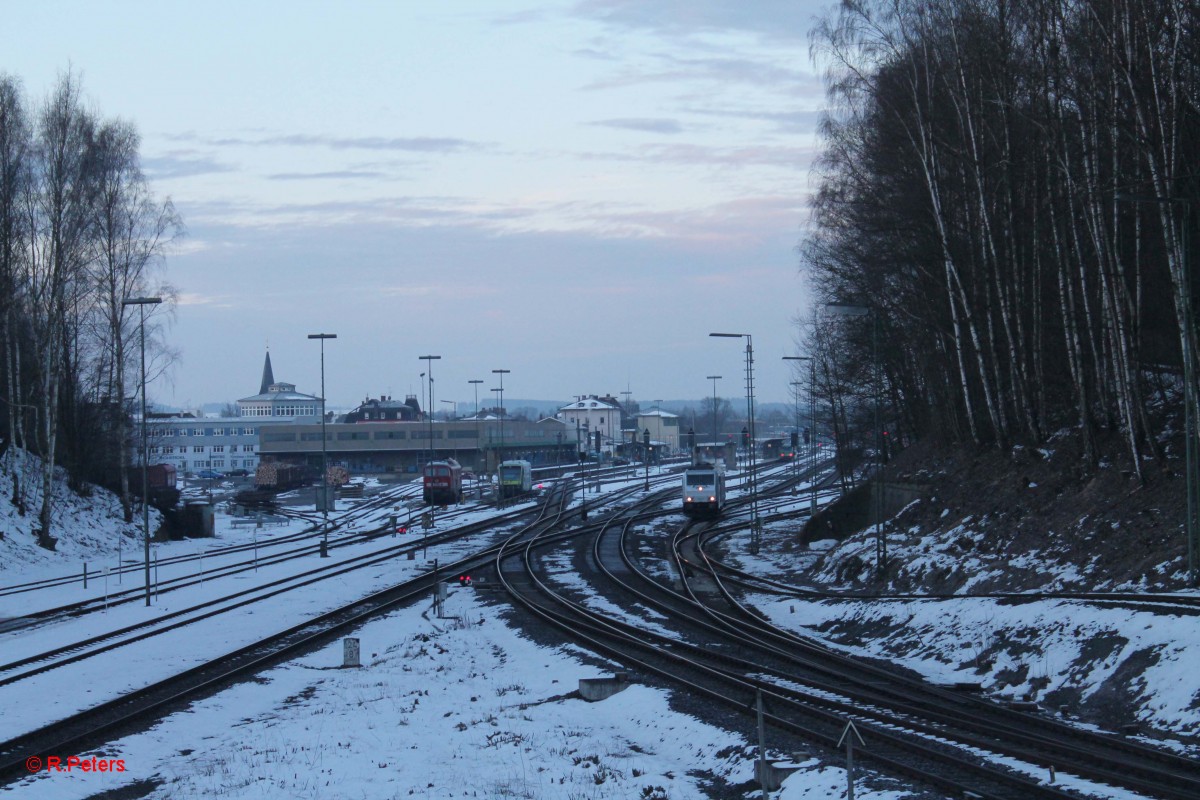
[556,395,623,453]
[235,351,321,419]
[139,351,319,476]
[637,408,682,454]
[256,416,574,474]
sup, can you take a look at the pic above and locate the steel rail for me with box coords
[494,493,1083,799]
[674,523,1200,798]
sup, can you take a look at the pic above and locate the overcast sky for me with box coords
[7,0,834,411]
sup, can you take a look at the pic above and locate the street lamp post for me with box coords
[493,369,510,465]
[643,428,651,491]
[419,355,441,467]
[469,379,483,471]
[706,375,722,441]
[308,333,337,557]
[491,386,502,469]
[784,356,819,521]
[710,333,759,553]
[581,420,589,518]
[123,295,161,606]
[790,380,803,483]
[826,303,883,580]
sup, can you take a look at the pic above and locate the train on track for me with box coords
[498,460,533,500]
[682,461,726,518]
[423,459,463,504]
[759,437,785,461]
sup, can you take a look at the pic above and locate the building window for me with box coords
[163,446,175,455]
[213,428,224,436]
[178,429,188,437]
[163,429,175,437]
[150,446,159,454]
[192,428,203,436]
[212,445,224,453]
[242,427,255,435]
[263,432,296,442]
[193,446,204,453]
[243,444,255,452]
[212,459,225,468]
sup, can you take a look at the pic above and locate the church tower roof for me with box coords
[259,350,275,395]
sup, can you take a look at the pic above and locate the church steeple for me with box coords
[259,350,275,395]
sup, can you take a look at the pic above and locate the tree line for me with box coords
[799,0,1198,478]
[0,71,181,548]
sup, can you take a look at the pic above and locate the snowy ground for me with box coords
[5,462,892,800]
[731,516,1200,748]
[4,453,1194,798]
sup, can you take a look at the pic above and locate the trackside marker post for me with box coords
[837,719,865,800]
[756,688,767,798]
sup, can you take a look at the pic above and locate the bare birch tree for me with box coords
[90,119,181,521]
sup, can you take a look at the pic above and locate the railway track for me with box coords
[0,478,592,787]
[693,509,1200,613]
[677,521,1200,798]
[491,465,1200,799]
[0,478,524,628]
[0,482,576,695]
[0,481,421,601]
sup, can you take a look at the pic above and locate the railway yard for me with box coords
[1,460,1198,800]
